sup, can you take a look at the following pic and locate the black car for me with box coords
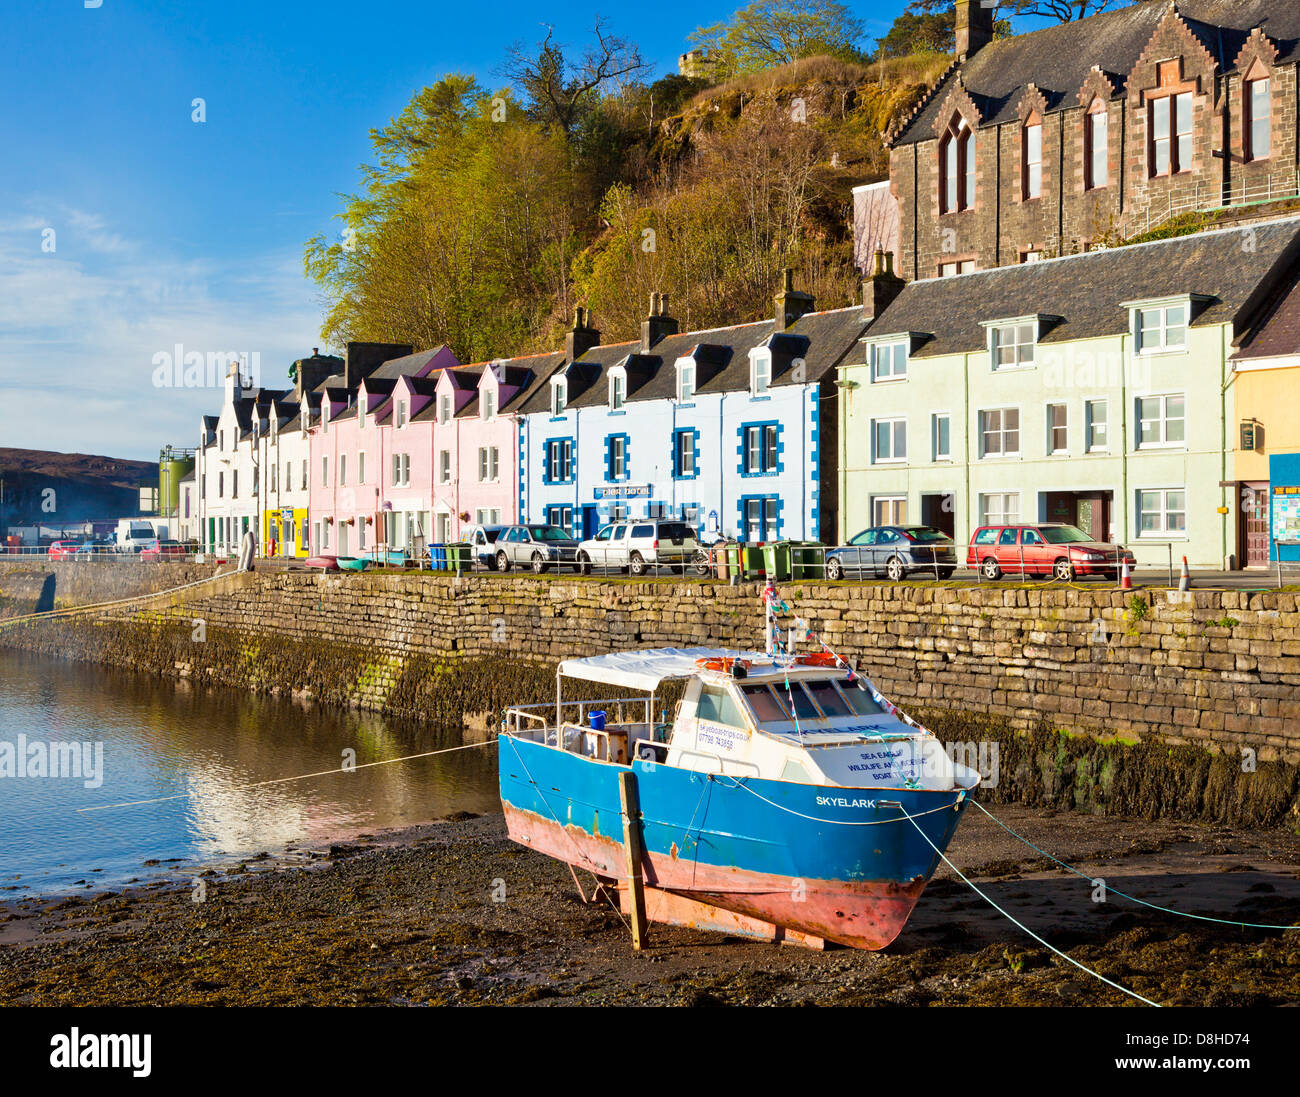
[825,525,958,581]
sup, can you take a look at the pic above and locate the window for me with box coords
[939,260,976,277]
[395,400,407,428]
[674,430,697,478]
[870,341,908,382]
[872,496,907,526]
[1150,91,1193,176]
[980,408,1020,457]
[980,492,1020,526]
[339,454,347,486]
[218,471,224,498]
[743,424,779,474]
[321,456,328,486]
[481,387,496,420]
[743,497,780,543]
[751,353,771,395]
[992,322,1036,369]
[438,394,452,424]
[1086,102,1109,188]
[285,462,291,492]
[270,463,277,492]
[359,402,366,429]
[1137,394,1185,447]
[1023,118,1042,200]
[1137,489,1187,537]
[478,446,499,482]
[301,460,307,491]
[608,436,627,481]
[476,508,502,525]
[551,379,567,416]
[939,116,975,214]
[1135,303,1188,353]
[1047,403,1068,454]
[872,418,907,463]
[358,452,366,484]
[610,373,626,410]
[232,470,238,497]
[696,686,746,728]
[1085,399,1108,452]
[544,505,571,530]
[1246,76,1271,161]
[932,413,951,461]
[391,453,411,486]
[1021,250,1043,264]
[439,450,451,484]
[546,438,574,482]
[677,363,695,402]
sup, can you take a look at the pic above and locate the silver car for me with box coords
[576,520,700,576]
[493,524,580,573]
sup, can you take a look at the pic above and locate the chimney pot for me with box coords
[641,292,678,352]
[955,0,994,61]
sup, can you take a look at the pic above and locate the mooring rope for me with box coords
[0,568,236,630]
[895,803,1163,1007]
[77,739,496,813]
[968,800,1300,932]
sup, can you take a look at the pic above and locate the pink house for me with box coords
[428,352,564,542]
[308,345,457,557]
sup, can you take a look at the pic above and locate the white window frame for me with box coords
[610,435,627,480]
[1246,76,1271,161]
[1136,487,1188,539]
[321,456,328,487]
[872,417,907,464]
[1023,118,1042,200]
[478,446,499,483]
[1086,102,1109,189]
[438,393,452,425]
[439,449,451,484]
[609,370,626,411]
[551,378,567,416]
[986,317,1038,371]
[395,400,407,428]
[869,339,908,383]
[1132,300,1190,355]
[750,349,772,396]
[1136,393,1186,449]
[676,360,695,403]
[932,412,952,462]
[339,454,347,486]
[979,407,1021,459]
[871,496,908,527]
[1085,399,1109,453]
[481,385,496,421]
[358,452,366,484]
[979,492,1020,527]
[1046,403,1068,455]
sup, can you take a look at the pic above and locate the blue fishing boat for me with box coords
[499,586,981,949]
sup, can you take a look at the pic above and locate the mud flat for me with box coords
[1,806,1298,1007]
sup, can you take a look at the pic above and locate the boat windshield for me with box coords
[740,676,886,728]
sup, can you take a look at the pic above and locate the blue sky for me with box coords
[0,0,903,460]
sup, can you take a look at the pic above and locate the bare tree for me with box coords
[503,20,651,133]
[908,0,1136,24]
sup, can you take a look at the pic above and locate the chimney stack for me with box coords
[955,0,994,61]
[565,306,601,361]
[862,248,906,321]
[774,268,815,329]
[640,292,679,353]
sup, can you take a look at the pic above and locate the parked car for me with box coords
[47,540,82,560]
[493,524,580,573]
[966,523,1136,581]
[140,539,186,561]
[825,526,958,581]
[576,520,701,576]
[464,524,506,569]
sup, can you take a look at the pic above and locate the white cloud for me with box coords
[0,207,325,460]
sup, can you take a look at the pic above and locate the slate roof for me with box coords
[1234,259,1300,359]
[369,346,453,380]
[868,218,1300,358]
[456,351,567,418]
[893,0,1300,147]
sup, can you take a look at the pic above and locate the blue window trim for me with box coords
[604,432,631,483]
[737,420,784,477]
[542,435,576,485]
[672,427,701,481]
[736,494,784,544]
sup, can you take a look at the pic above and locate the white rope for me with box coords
[0,568,236,631]
[896,802,1163,1007]
[78,739,495,813]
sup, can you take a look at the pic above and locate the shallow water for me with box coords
[0,652,499,896]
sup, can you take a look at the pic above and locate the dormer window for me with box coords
[482,387,496,420]
[610,371,626,410]
[677,361,695,402]
[1131,299,1189,354]
[438,393,451,424]
[1022,115,1042,200]
[750,350,771,396]
[1246,72,1271,161]
[551,377,567,416]
[322,406,329,434]
[869,339,908,382]
[939,115,975,214]
[986,318,1039,370]
[395,399,407,428]
[359,402,366,429]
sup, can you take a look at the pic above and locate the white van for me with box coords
[116,520,158,553]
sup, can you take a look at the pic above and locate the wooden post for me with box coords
[618,770,649,950]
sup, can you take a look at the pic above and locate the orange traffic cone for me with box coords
[1178,555,1191,592]
[1120,559,1132,590]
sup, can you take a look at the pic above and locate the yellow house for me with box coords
[262,507,310,558]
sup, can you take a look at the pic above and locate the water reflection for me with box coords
[0,652,499,895]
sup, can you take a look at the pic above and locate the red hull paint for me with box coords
[503,802,929,950]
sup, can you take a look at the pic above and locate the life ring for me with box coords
[696,656,750,673]
[794,652,840,667]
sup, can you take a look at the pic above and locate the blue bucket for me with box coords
[589,710,606,731]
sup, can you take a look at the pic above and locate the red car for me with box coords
[140,539,187,561]
[966,523,1136,581]
[47,540,81,560]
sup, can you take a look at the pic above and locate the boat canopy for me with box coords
[557,648,768,691]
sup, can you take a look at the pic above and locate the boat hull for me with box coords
[499,734,971,950]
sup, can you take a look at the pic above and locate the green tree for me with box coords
[688,0,867,80]
[876,11,954,57]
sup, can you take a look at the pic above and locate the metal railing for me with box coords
[1139,170,1300,236]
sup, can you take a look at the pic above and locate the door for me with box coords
[1245,487,1270,567]
[589,524,614,567]
[921,494,956,539]
[339,523,349,557]
[995,526,1022,573]
[1019,526,1052,575]
[872,528,903,576]
[581,505,599,539]
[845,530,874,575]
